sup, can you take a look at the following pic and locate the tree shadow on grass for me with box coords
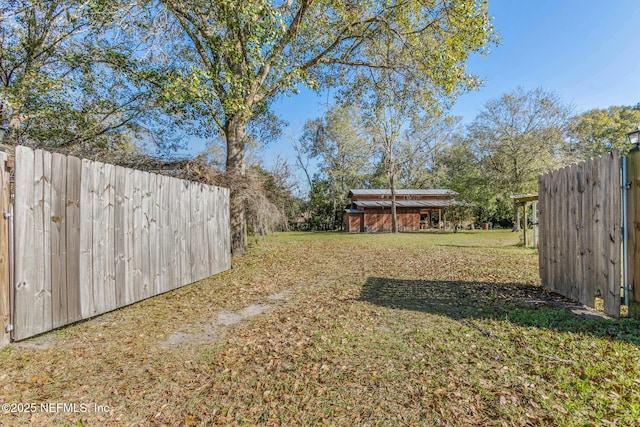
[358,277,640,345]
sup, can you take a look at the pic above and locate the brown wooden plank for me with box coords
[546,171,554,289]
[198,183,207,280]
[114,166,126,307]
[148,172,159,295]
[160,174,171,292]
[544,172,550,286]
[141,171,151,299]
[170,177,181,290]
[221,186,231,271]
[539,173,547,286]
[604,151,621,317]
[597,155,608,308]
[551,168,561,293]
[180,180,191,287]
[14,146,37,340]
[561,167,571,297]
[0,152,11,347]
[79,159,95,319]
[124,167,135,305]
[547,170,557,293]
[580,158,602,307]
[65,155,82,323]
[164,175,173,291]
[91,161,106,316]
[165,177,175,290]
[568,164,579,302]
[206,184,217,275]
[41,150,52,331]
[50,153,68,328]
[155,174,165,293]
[197,183,206,279]
[189,182,199,281]
[581,157,592,304]
[560,166,573,295]
[552,168,562,294]
[26,149,48,335]
[104,163,116,312]
[630,149,640,309]
[566,165,574,298]
[576,160,587,304]
[132,169,143,302]
[198,183,206,279]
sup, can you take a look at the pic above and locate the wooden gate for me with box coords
[538,151,621,318]
[6,146,231,342]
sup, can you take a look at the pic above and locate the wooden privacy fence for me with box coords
[6,146,230,341]
[538,151,621,318]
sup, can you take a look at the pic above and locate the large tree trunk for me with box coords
[225,115,248,256]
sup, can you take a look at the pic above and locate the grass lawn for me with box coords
[1,231,639,426]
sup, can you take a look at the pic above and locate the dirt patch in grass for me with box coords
[1,231,639,426]
[162,289,295,346]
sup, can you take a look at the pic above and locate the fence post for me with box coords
[0,150,11,348]
[627,147,640,318]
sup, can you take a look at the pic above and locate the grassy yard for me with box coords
[1,231,639,426]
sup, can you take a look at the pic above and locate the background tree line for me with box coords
[291,89,640,230]
[2,0,497,253]
[2,1,639,249]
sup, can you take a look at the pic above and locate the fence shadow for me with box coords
[358,277,639,345]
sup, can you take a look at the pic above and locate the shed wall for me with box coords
[364,208,420,232]
[347,213,364,232]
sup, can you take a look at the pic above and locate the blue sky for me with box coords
[186,0,640,185]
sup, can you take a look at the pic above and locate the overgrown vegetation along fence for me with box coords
[538,151,621,318]
[7,146,230,341]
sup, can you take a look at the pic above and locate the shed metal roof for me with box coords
[349,189,457,197]
[354,200,467,209]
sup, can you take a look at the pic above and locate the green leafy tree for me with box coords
[469,87,571,197]
[568,105,640,157]
[299,104,370,229]
[147,0,496,253]
[0,0,162,150]
[356,73,464,233]
[359,68,414,233]
[305,179,335,230]
[434,136,492,224]
[398,115,462,188]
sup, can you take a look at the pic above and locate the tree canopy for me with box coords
[469,87,571,196]
[568,105,640,157]
[19,1,640,241]
[142,0,496,252]
[0,0,166,150]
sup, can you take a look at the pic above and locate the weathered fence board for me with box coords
[66,156,82,323]
[627,149,640,314]
[538,151,621,318]
[14,147,37,339]
[12,146,230,341]
[51,153,67,328]
[0,151,11,348]
[79,158,95,320]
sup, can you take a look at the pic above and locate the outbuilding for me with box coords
[345,189,462,232]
